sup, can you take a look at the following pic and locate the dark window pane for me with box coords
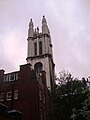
[39,42,42,55]
[34,43,37,55]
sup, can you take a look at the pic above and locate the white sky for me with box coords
[0,0,90,78]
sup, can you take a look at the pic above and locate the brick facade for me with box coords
[0,64,50,120]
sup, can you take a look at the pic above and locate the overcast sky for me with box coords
[0,0,90,78]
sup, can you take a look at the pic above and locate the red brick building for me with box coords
[0,64,50,120]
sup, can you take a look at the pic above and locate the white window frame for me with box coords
[0,93,5,101]
[9,74,15,81]
[14,90,18,100]
[16,73,19,80]
[6,92,12,101]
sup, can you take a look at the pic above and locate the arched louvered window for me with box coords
[34,62,43,75]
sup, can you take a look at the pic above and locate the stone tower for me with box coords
[26,16,55,90]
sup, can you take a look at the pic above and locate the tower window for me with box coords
[34,43,37,55]
[34,62,43,75]
[39,42,42,55]
[43,94,45,103]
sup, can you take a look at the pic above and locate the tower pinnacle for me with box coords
[42,16,49,34]
[37,26,39,34]
[29,19,33,27]
[28,19,34,38]
[42,15,47,25]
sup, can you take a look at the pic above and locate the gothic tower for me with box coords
[26,16,55,90]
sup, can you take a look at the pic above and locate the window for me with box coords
[6,92,12,101]
[39,42,42,55]
[9,74,15,81]
[34,43,37,55]
[4,73,19,82]
[4,75,9,82]
[14,90,18,100]
[0,93,5,101]
[43,94,45,103]
[39,90,42,101]
[34,62,43,75]
[16,73,19,80]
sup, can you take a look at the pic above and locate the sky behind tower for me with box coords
[0,0,90,78]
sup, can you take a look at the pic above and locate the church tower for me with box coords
[26,16,55,90]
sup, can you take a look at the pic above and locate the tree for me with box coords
[71,92,90,120]
[51,70,88,120]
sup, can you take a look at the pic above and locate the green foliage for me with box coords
[71,92,90,120]
[51,70,89,120]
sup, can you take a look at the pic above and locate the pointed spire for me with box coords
[29,19,33,27]
[42,15,47,26]
[42,16,48,34]
[28,18,34,38]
